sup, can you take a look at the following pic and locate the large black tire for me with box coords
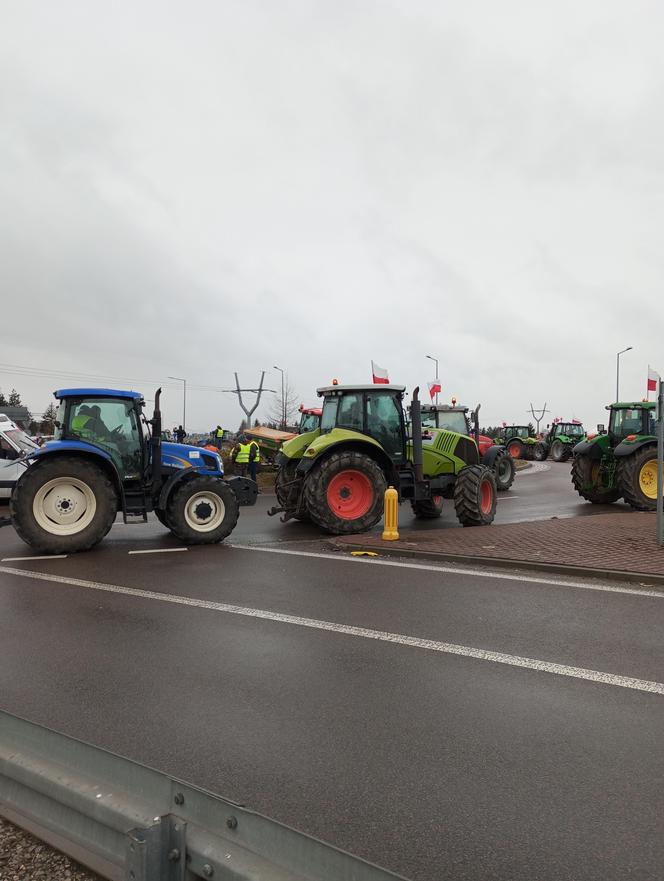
[559,445,572,463]
[154,508,168,527]
[550,440,566,462]
[10,456,118,554]
[275,459,309,521]
[617,445,658,511]
[411,495,444,519]
[453,465,497,526]
[506,439,524,460]
[571,454,620,504]
[493,450,515,492]
[533,443,548,462]
[304,450,387,534]
[165,476,239,543]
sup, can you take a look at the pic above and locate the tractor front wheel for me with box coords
[550,440,566,462]
[507,440,523,459]
[411,495,444,519]
[571,454,620,504]
[165,477,239,543]
[454,465,497,526]
[533,443,548,461]
[10,456,118,554]
[493,450,515,491]
[618,446,658,511]
[304,451,386,534]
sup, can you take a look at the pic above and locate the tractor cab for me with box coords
[503,426,531,440]
[607,402,656,443]
[549,422,585,440]
[420,404,470,436]
[298,406,322,434]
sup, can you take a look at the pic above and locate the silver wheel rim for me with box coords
[184,491,225,532]
[32,476,97,536]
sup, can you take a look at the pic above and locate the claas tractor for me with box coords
[269,384,497,534]
[4,387,257,554]
[298,405,322,433]
[539,420,586,462]
[419,403,515,491]
[572,401,658,509]
[496,426,544,460]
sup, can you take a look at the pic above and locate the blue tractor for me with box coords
[6,387,256,554]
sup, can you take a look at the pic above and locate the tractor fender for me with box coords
[614,438,657,458]
[296,439,398,484]
[572,439,603,459]
[158,468,201,510]
[23,443,123,498]
[480,445,506,468]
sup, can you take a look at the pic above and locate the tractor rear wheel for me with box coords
[506,440,523,459]
[571,454,620,504]
[533,443,547,461]
[493,450,515,491]
[550,440,566,462]
[275,459,309,521]
[10,456,118,554]
[154,508,168,527]
[304,451,386,534]
[454,465,497,526]
[618,446,658,511]
[165,476,239,543]
[411,495,444,519]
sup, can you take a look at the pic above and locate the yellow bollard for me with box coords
[382,486,400,541]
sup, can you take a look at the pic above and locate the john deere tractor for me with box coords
[571,401,658,509]
[270,384,497,534]
[3,387,257,553]
[496,426,544,460]
[419,403,515,491]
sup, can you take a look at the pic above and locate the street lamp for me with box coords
[426,354,439,405]
[168,376,186,431]
[273,365,285,429]
[616,347,633,403]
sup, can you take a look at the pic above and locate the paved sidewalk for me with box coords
[333,512,664,581]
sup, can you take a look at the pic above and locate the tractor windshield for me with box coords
[320,397,338,433]
[508,427,530,438]
[299,412,320,433]
[610,408,647,439]
[436,411,469,435]
[557,423,584,437]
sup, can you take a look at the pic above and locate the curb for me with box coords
[328,540,664,588]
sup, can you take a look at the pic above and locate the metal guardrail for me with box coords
[0,710,406,881]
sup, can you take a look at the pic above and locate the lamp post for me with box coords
[273,365,285,429]
[616,347,632,403]
[426,354,439,405]
[168,376,186,431]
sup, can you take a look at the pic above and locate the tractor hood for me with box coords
[161,442,223,474]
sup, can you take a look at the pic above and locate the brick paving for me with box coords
[334,512,664,578]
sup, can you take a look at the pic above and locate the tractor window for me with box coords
[437,412,468,435]
[557,423,584,437]
[336,394,364,432]
[610,409,644,439]
[647,411,657,436]
[365,393,404,460]
[299,412,319,433]
[320,397,338,433]
[67,398,143,478]
[421,411,437,428]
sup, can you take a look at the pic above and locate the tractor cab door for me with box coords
[66,398,144,479]
[365,392,406,463]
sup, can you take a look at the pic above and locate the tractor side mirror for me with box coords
[597,424,605,433]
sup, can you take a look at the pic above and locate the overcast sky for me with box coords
[1,0,662,432]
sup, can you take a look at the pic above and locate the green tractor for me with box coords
[496,425,545,461]
[418,403,515,491]
[269,384,497,534]
[571,401,658,509]
[538,420,586,462]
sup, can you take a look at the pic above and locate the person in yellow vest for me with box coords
[213,425,225,450]
[231,435,259,481]
[71,405,111,442]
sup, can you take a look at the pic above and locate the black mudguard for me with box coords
[573,439,602,459]
[614,439,657,458]
[481,445,504,468]
[226,475,259,506]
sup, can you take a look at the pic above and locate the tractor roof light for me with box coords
[332,378,338,386]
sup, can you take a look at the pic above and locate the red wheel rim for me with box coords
[479,479,493,514]
[326,470,374,520]
[508,443,520,458]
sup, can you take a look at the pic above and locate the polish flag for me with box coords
[371,361,390,384]
[428,380,442,400]
[647,365,660,395]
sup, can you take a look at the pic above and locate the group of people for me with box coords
[168,423,260,483]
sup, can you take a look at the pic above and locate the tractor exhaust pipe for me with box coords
[411,386,424,482]
[151,387,162,493]
[473,403,481,446]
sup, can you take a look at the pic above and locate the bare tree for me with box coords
[268,375,300,429]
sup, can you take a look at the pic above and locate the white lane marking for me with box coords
[1,555,68,562]
[128,548,188,555]
[227,544,664,600]
[496,496,520,501]
[0,565,662,696]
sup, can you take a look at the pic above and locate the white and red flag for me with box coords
[371,361,390,384]
[647,365,660,395]
[427,380,442,400]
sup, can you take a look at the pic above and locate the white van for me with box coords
[0,415,38,499]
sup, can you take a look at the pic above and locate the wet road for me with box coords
[1,462,660,881]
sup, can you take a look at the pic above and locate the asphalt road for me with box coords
[0,463,662,881]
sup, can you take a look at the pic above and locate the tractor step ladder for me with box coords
[122,488,149,524]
